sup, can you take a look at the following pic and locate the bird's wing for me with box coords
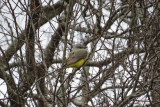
[66,49,88,65]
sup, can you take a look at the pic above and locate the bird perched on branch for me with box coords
[64,44,89,69]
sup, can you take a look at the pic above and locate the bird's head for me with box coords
[74,44,87,49]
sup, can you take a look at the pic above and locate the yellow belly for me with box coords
[69,59,86,68]
[67,54,88,68]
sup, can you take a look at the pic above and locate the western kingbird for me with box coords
[64,44,89,68]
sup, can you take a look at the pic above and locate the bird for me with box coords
[64,44,89,69]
